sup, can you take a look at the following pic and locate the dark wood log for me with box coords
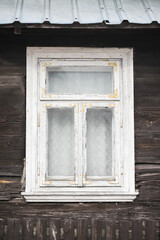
[0,165,22,177]
[0,218,5,240]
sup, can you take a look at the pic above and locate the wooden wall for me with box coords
[0,28,160,227]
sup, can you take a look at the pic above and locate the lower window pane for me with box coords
[87,108,112,177]
[48,108,74,177]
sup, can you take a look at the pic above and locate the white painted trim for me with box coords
[39,59,120,101]
[82,102,121,187]
[22,191,138,202]
[24,47,138,202]
[39,102,79,187]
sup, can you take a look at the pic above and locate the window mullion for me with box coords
[82,102,87,186]
[77,102,83,186]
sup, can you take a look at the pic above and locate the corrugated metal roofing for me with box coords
[0,0,160,25]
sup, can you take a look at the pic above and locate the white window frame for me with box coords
[22,47,138,202]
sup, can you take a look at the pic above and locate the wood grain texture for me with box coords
[145,220,157,240]
[0,217,159,240]
[0,218,5,240]
[49,218,60,240]
[77,218,90,240]
[22,218,34,240]
[36,218,46,240]
[105,221,115,240]
[63,219,74,240]
[0,28,159,220]
[119,221,130,240]
[7,218,21,240]
[132,220,143,240]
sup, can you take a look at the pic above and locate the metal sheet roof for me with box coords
[0,0,160,25]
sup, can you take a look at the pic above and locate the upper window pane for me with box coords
[47,66,113,94]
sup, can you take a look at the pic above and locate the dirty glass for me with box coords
[86,108,112,177]
[48,108,74,177]
[47,66,113,94]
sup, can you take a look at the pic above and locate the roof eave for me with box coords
[0,21,160,30]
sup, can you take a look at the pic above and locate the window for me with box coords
[22,47,138,202]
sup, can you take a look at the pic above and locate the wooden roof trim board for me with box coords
[0,22,160,32]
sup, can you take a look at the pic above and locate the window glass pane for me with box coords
[87,108,112,177]
[47,66,113,94]
[48,108,74,177]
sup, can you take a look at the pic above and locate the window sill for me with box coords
[22,191,138,202]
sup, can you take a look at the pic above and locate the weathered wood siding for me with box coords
[0,28,159,238]
[0,218,159,239]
